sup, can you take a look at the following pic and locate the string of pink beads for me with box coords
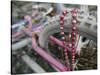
[59,8,78,71]
[70,8,78,70]
[59,10,70,71]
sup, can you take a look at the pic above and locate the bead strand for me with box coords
[59,10,70,70]
[71,8,78,70]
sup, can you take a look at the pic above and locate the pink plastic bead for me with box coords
[72,56,75,59]
[71,32,76,37]
[72,37,76,42]
[62,36,65,40]
[68,43,72,48]
[72,8,78,13]
[60,20,64,25]
[63,10,67,16]
[72,19,77,24]
[65,52,68,56]
[60,15,64,20]
[72,13,77,17]
[60,26,64,30]
[60,31,65,35]
[72,26,76,31]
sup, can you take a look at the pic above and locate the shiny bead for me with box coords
[72,13,77,17]
[71,32,76,36]
[68,43,72,47]
[64,49,67,52]
[72,8,78,13]
[72,51,75,54]
[60,26,64,30]
[68,34,71,38]
[72,53,75,55]
[72,26,76,31]
[72,43,75,46]
[60,20,64,25]
[60,31,65,35]
[60,15,64,20]
[62,36,65,40]
[63,10,67,16]
[72,56,75,59]
[72,58,75,61]
[72,47,75,50]
[72,37,76,42]
[72,52,75,55]
[72,19,77,24]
